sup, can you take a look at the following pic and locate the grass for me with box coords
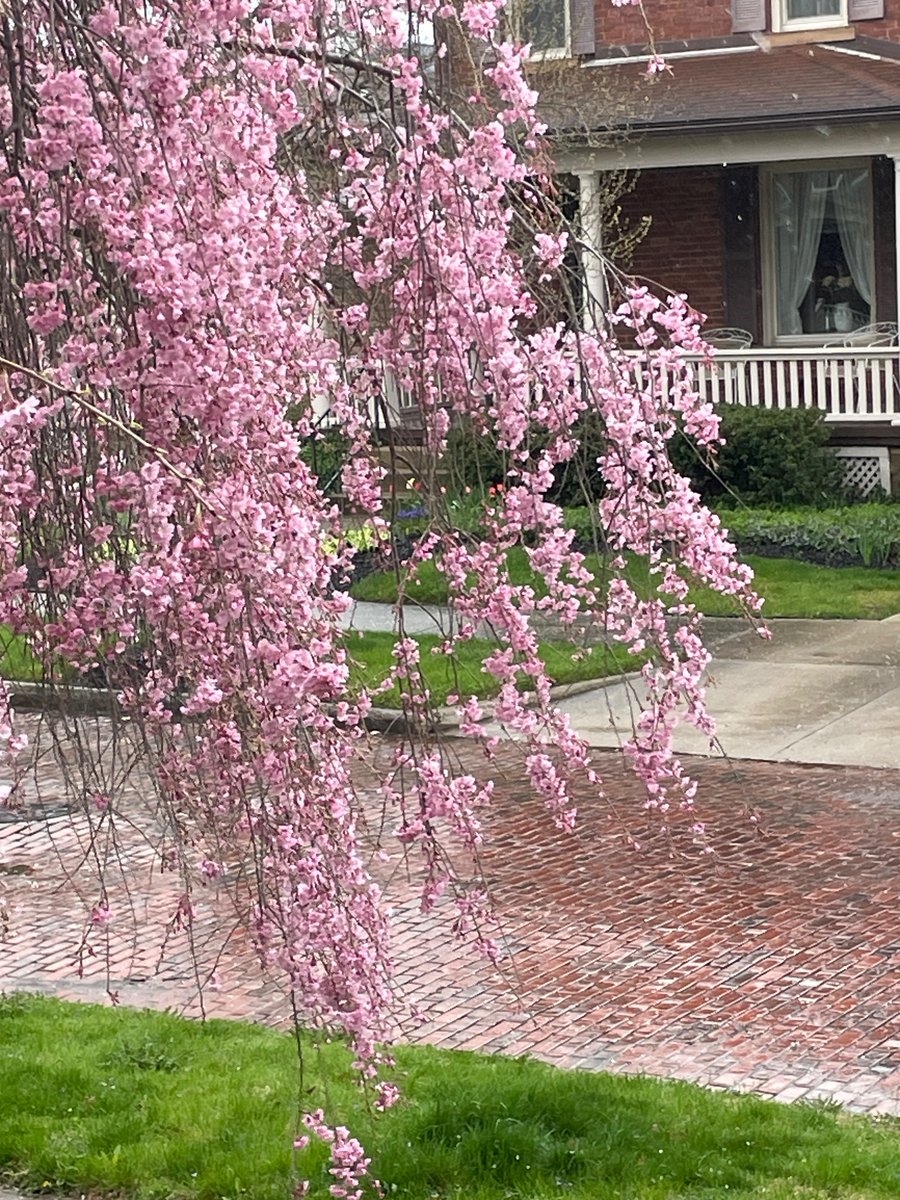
[0,626,41,684]
[693,555,900,620]
[347,630,638,707]
[351,548,900,620]
[0,626,638,706]
[1,995,900,1199]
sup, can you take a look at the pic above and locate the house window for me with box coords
[772,0,848,32]
[765,164,874,339]
[514,1,568,57]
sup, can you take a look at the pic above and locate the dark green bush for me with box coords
[446,413,608,507]
[670,406,845,509]
[298,427,349,499]
[449,406,849,512]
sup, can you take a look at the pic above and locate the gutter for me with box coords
[584,45,759,68]
[547,106,900,140]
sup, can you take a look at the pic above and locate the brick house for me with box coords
[514,0,900,492]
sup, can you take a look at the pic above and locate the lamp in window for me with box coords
[816,263,863,333]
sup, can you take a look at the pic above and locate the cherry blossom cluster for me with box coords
[0,0,760,1179]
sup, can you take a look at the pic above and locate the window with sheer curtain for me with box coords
[774,0,847,29]
[514,0,568,55]
[767,165,874,339]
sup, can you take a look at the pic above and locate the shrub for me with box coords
[721,504,900,568]
[298,427,349,499]
[446,412,608,507]
[670,406,846,509]
[562,503,900,569]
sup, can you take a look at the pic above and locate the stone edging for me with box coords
[7,671,640,734]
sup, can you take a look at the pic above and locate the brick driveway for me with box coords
[3,714,900,1115]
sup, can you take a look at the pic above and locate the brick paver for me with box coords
[3,713,900,1115]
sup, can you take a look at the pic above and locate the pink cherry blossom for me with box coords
[0,0,762,1181]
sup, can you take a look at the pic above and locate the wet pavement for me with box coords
[2,714,900,1115]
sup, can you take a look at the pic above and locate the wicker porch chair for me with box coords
[703,327,753,350]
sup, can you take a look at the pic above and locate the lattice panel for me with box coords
[835,448,891,496]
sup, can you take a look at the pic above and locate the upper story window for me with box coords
[772,0,849,32]
[514,0,569,58]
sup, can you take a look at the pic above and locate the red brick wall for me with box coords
[850,12,900,39]
[596,0,733,51]
[617,167,727,324]
[595,2,899,51]
[445,4,899,73]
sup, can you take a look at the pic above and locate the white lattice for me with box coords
[835,447,891,496]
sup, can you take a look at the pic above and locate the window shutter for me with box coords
[570,0,596,56]
[731,0,766,33]
[873,157,896,325]
[849,0,884,20]
[722,166,761,343]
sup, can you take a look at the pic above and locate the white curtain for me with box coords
[787,0,841,16]
[833,168,874,306]
[775,171,829,336]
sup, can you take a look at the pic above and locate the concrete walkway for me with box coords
[342,598,460,635]
[346,601,900,769]
[559,616,900,769]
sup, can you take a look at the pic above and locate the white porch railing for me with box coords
[686,347,900,423]
[313,348,900,429]
[313,368,419,430]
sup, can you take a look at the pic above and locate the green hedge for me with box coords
[562,503,900,568]
[297,427,348,499]
[669,406,846,509]
[449,406,849,511]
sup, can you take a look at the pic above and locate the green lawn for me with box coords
[348,630,638,706]
[0,626,41,683]
[351,549,900,620]
[1,996,899,1200]
[695,556,900,620]
[6,553,898,702]
[0,627,639,706]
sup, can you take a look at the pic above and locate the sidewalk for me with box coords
[346,602,900,769]
[558,616,900,768]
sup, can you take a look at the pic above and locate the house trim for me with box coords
[757,25,857,45]
[585,45,760,68]
[821,41,900,59]
[527,45,569,62]
[556,121,900,172]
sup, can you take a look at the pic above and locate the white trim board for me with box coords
[583,46,759,68]
[556,121,900,173]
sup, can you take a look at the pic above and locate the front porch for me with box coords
[554,41,900,492]
[687,345,900,492]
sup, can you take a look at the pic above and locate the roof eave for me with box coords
[545,106,900,140]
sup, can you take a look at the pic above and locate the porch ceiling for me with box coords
[538,42,900,140]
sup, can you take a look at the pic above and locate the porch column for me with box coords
[576,169,606,332]
[893,155,900,332]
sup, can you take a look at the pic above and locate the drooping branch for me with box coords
[0,2,760,1186]
[0,357,214,509]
